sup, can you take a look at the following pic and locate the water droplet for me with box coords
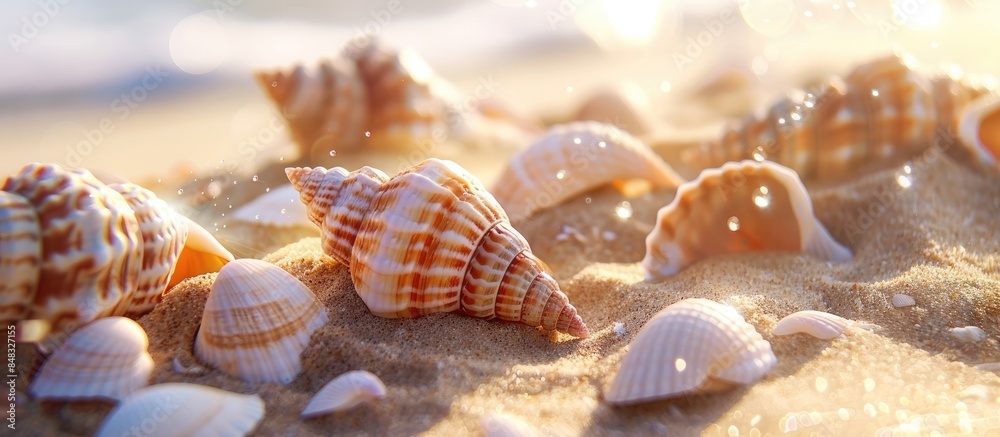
[790,105,804,122]
[614,201,633,219]
[566,86,574,93]
[329,150,337,157]
[727,216,741,231]
[177,189,184,195]
[279,156,284,161]
[280,208,287,214]
[219,159,224,164]
[254,214,260,220]
[364,131,371,138]
[777,117,786,125]
[896,164,913,188]
[265,187,270,193]
[752,186,771,207]
[674,358,686,372]
[584,197,592,204]
[752,145,767,161]
[598,141,607,148]
[803,92,817,108]
[233,180,238,185]
[573,137,581,145]
[252,175,259,182]
[660,81,672,92]
[871,89,880,97]
[815,376,828,393]
[156,178,161,183]
[270,81,278,87]
[556,170,566,180]
[206,181,222,198]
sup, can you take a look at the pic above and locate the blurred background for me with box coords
[1,0,998,183]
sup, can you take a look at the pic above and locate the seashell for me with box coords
[958,91,1000,167]
[95,383,265,437]
[194,259,329,384]
[891,293,916,308]
[491,121,684,222]
[301,370,386,419]
[229,184,310,228]
[256,58,367,161]
[0,163,234,337]
[950,326,987,343]
[29,317,153,402]
[573,82,656,136]
[605,298,776,404]
[772,310,849,340]
[287,158,589,338]
[481,412,542,437]
[682,55,994,182]
[642,160,851,279]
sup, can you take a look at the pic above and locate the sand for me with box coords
[18,141,1000,435]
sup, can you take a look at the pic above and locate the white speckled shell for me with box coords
[891,294,916,308]
[950,326,987,343]
[95,383,264,437]
[229,184,310,228]
[301,370,386,419]
[287,159,589,338]
[491,121,683,222]
[642,160,851,280]
[29,317,153,402]
[0,191,40,322]
[772,310,849,340]
[605,298,776,404]
[481,412,542,437]
[194,259,329,384]
[958,91,1000,167]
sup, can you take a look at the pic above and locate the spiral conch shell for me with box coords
[643,161,851,280]
[683,55,995,181]
[0,163,234,338]
[287,159,590,338]
[491,122,684,222]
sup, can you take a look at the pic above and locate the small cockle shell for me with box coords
[194,259,329,384]
[0,163,234,338]
[958,92,1000,167]
[772,310,850,340]
[481,412,542,437]
[950,326,987,344]
[892,293,916,308]
[95,383,265,437]
[491,121,684,222]
[29,317,153,402]
[642,160,851,280]
[287,159,589,338]
[256,58,367,160]
[301,370,386,419]
[605,298,776,404]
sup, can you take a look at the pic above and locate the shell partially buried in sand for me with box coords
[95,383,265,437]
[301,370,387,419]
[642,160,851,280]
[959,91,1000,167]
[491,121,684,222]
[772,310,850,340]
[606,298,776,404]
[286,158,589,338]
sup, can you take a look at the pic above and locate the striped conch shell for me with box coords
[286,158,589,338]
[255,57,367,160]
[0,163,234,339]
[605,298,776,404]
[683,55,996,181]
[491,122,684,222]
[643,161,851,280]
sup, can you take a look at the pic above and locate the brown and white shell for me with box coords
[301,370,386,419]
[95,383,265,437]
[491,121,684,222]
[287,158,589,338]
[642,160,851,280]
[194,259,329,384]
[772,310,850,340]
[0,163,234,338]
[605,298,776,404]
[29,317,153,402]
[683,55,995,182]
[891,293,916,308]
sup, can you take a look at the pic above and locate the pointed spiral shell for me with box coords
[287,159,589,338]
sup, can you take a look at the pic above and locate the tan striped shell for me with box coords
[1,163,234,337]
[643,161,851,280]
[683,55,995,181]
[605,298,776,404]
[491,122,684,222]
[287,159,589,338]
[772,310,849,340]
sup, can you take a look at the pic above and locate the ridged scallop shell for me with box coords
[481,412,541,437]
[772,310,849,340]
[0,163,234,337]
[287,159,589,338]
[95,383,265,437]
[573,83,655,136]
[643,160,851,280]
[256,58,367,160]
[605,298,776,404]
[891,293,916,308]
[958,91,1000,167]
[301,370,386,419]
[491,122,684,222]
[194,259,329,384]
[229,184,310,228]
[683,55,993,181]
[29,317,153,402]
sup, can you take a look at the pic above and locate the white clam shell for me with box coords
[194,259,329,384]
[772,310,849,340]
[29,317,153,402]
[891,294,916,308]
[301,370,386,419]
[480,412,541,437]
[950,326,987,343]
[95,383,264,437]
[229,184,310,228]
[605,298,776,404]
